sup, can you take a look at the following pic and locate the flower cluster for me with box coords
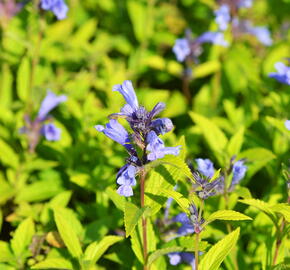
[95,80,180,197]
[269,62,290,86]
[21,91,67,152]
[194,158,247,196]
[40,0,68,20]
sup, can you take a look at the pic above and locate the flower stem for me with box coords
[140,169,148,270]
[195,232,199,270]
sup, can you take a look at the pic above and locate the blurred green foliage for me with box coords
[0,0,289,269]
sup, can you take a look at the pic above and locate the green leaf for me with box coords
[199,227,240,270]
[124,201,147,237]
[106,187,125,211]
[160,189,190,214]
[0,139,19,169]
[194,61,221,78]
[54,208,83,258]
[84,235,123,266]
[31,258,73,269]
[239,199,277,225]
[206,210,252,223]
[11,218,35,257]
[0,64,13,107]
[271,204,290,222]
[17,57,30,101]
[234,186,252,199]
[227,127,245,157]
[0,241,13,263]
[147,247,183,266]
[237,148,276,178]
[0,210,2,233]
[189,112,228,153]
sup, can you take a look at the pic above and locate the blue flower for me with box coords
[113,80,139,113]
[146,131,180,161]
[150,118,173,135]
[173,38,191,62]
[195,158,215,178]
[40,0,68,20]
[269,62,290,85]
[214,4,231,31]
[197,31,229,47]
[232,160,247,187]
[248,26,272,46]
[285,120,290,131]
[238,0,253,8]
[41,123,61,141]
[116,164,137,197]
[168,252,195,268]
[172,213,195,236]
[95,119,134,152]
[38,90,67,121]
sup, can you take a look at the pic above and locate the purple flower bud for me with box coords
[40,0,68,20]
[214,4,231,31]
[95,119,133,151]
[269,62,290,85]
[151,118,173,135]
[232,160,247,186]
[146,131,180,161]
[113,80,139,112]
[197,31,229,47]
[37,90,67,121]
[285,120,290,131]
[149,102,166,118]
[173,38,191,62]
[195,158,215,178]
[42,123,61,141]
[116,164,137,197]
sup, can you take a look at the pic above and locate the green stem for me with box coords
[140,169,148,270]
[195,232,199,270]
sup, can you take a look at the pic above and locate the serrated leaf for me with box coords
[160,189,190,214]
[17,57,30,101]
[199,227,240,270]
[239,199,277,225]
[11,218,35,257]
[84,235,123,266]
[189,112,228,153]
[124,201,147,237]
[31,258,73,269]
[234,186,252,199]
[207,210,252,223]
[147,247,183,266]
[177,135,187,160]
[54,208,83,258]
[227,127,245,157]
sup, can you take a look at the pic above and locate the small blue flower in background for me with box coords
[42,123,61,141]
[214,4,231,31]
[285,120,290,131]
[168,252,195,268]
[231,160,247,187]
[95,80,180,197]
[238,0,253,8]
[269,62,290,85]
[197,31,229,47]
[38,90,67,120]
[40,0,68,20]
[173,38,191,62]
[22,90,67,152]
[195,158,215,178]
[172,213,195,236]
[248,26,272,46]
